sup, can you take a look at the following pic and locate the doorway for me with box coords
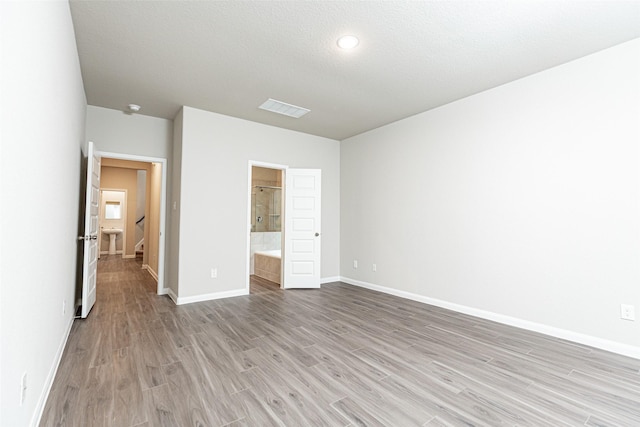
[98,189,127,257]
[246,162,322,292]
[247,162,285,294]
[96,151,167,296]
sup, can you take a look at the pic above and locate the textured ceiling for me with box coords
[69,1,640,140]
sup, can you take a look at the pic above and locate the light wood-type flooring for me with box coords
[41,256,640,426]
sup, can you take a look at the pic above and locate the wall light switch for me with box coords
[621,304,635,321]
[372,264,377,272]
[353,260,358,269]
[211,268,218,279]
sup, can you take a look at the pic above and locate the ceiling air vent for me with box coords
[258,98,310,118]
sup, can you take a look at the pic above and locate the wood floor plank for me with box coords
[40,256,640,427]
[259,332,320,368]
[161,361,213,426]
[242,367,334,427]
[233,388,285,427]
[241,344,346,408]
[40,350,91,427]
[88,321,114,368]
[131,330,167,390]
[330,397,388,427]
[111,347,147,426]
[176,345,246,426]
[146,319,180,365]
[64,319,97,354]
[377,373,489,427]
[72,363,114,427]
[142,383,180,427]
[189,332,250,396]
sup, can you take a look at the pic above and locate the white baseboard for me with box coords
[321,276,341,284]
[340,276,640,360]
[146,266,158,281]
[100,250,123,255]
[165,287,178,304]
[176,288,248,305]
[32,315,75,427]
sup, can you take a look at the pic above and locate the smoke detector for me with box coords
[127,104,141,113]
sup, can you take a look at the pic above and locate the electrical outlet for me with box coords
[62,300,66,315]
[372,263,377,272]
[620,304,635,321]
[353,260,358,269]
[20,373,27,406]
[210,268,218,279]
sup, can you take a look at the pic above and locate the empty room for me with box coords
[2,1,640,426]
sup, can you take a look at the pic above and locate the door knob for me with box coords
[315,232,320,237]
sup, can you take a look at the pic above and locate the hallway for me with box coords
[40,256,289,426]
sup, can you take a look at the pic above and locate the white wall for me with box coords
[168,108,184,298]
[341,39,640,356]
[86,105,173,159]
[86,105,173,291]
[175,106,340,300]
[0,2,87,426]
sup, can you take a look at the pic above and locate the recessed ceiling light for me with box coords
[337,35,359,49]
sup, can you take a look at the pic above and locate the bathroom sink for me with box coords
[102,228,123,234]
[102,228,123,255]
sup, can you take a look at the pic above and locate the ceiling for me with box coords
[69,1,640,141]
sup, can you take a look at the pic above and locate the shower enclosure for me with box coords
[252,185,281,232]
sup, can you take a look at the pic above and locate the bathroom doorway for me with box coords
[245,161,323,293]
[98,189,127,258]
[247,163,285,293]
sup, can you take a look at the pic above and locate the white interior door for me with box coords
[283,169,321,288]
[80,141,101,318]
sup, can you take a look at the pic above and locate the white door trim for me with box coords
[97,150,168,296]
[246,160,288,293]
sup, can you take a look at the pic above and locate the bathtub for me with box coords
[254,250,281,285]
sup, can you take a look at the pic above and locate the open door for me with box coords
[79,141,101,318]
[283,169,321,288]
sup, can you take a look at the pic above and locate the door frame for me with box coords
[246,160,288,293]
[98,150,168,296]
